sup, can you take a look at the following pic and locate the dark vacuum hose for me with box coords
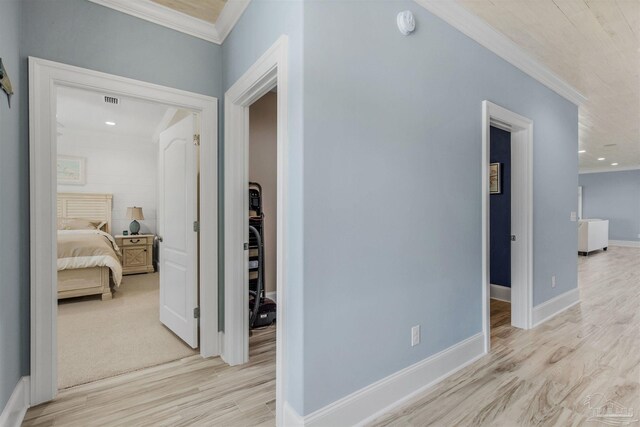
[249,225,263,328]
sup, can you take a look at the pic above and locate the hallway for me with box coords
[369,246,639,425]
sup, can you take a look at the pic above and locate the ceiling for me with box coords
[457,0,640,172]
[150,0,227,24]
[57,86,170,139]
[88,0,249,44]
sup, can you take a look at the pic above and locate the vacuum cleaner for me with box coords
[249,183,276,329]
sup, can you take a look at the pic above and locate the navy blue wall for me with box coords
[490,127,511,287]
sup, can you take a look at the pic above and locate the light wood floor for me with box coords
[369,246,640,426]
[25,246,639,426]
[24,325,276,426]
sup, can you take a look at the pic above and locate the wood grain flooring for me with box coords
[24,246,639,426]
[369,246,640,426]
[24,325,276,426]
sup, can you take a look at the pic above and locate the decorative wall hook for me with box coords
[0,58,14,108]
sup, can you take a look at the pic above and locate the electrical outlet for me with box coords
[551,275,556,288]
[570,212,577,222]
[411,325,420,347]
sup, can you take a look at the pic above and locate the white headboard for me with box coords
[57,193,113,234]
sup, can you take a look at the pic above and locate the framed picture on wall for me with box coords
[490,162,501,194]
[57,156,86,185]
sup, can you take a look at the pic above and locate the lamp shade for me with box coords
[126,206,144,221]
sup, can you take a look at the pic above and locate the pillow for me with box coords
[57,217,104,230]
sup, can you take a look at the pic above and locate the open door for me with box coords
[158,114,199,348]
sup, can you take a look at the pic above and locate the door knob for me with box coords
[157,236,163,243]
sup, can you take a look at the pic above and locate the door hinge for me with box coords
[244,242,249,250]
[193,221,200,232]
[193,307,200,319]
[193,134,201,146]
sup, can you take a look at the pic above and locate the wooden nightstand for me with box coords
[115,234,155,275]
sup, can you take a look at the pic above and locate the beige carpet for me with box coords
[57,272,198,389]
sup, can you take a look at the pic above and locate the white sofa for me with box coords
[578,219,609,255]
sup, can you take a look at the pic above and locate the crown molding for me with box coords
[87,0,250,45]
[215,0,251,42]
[414,0,587,106]
[579,165,640,174]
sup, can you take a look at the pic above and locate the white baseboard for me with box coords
[266,291,277,303]
[288,333,485,427]
[283,401,305,427]
[532,288,580,327]
[609,240,640,248]
[0,377,30,427]
[490,284,511,302]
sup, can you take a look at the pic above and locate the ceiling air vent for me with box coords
[104,96,119,105]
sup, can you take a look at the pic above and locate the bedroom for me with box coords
[55,86,200,389]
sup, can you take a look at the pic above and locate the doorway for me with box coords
[29,58,218,405]
[223,36,288,425]
[54,86,201,388]
[482,101,533,353]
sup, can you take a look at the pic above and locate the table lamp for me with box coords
[126,206,144,235]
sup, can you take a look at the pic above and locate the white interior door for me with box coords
[158,114,199,348]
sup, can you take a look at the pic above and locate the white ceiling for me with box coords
[57,86,170,139]
[457,0,640,172]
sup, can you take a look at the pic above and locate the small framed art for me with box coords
[57,156,86,185]
[490,162,502,195]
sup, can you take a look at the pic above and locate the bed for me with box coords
[57,193,123,301]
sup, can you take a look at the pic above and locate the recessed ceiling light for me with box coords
[597,157,605,161]
[105,121,116,126]
[611,163,619,166]
[578,150,586,153]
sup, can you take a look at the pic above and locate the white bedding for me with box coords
[57,229,123,287]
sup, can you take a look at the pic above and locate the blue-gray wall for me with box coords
[0,0,28,411]
[490,126,511,287]
[579,170,640,241]
[301,1,578,414]
[1,0,223,406]
[222,0,306,412]
[3,0,581,418]
[21,0,222,97]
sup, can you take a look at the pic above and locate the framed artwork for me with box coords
[57,156,86,185]
[490,162,502,194]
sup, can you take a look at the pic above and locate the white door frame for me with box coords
[482,100,533,353]
[223,36,288,425]
[28,57,218,406]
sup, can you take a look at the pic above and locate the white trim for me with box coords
[266,291,277,303]
[532,288,580,327]
[283,401,305,427]
[0,377,30,427]
[482,101,534,353]
[214,0,251,42]
[414,0,586,106]
[29,57,218,405]
[579,166,640,174]
[609,240,640,248]
[87,0,249,44]
[297,333,485,427]
[223,35,289,426]
[490,284,511,302]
